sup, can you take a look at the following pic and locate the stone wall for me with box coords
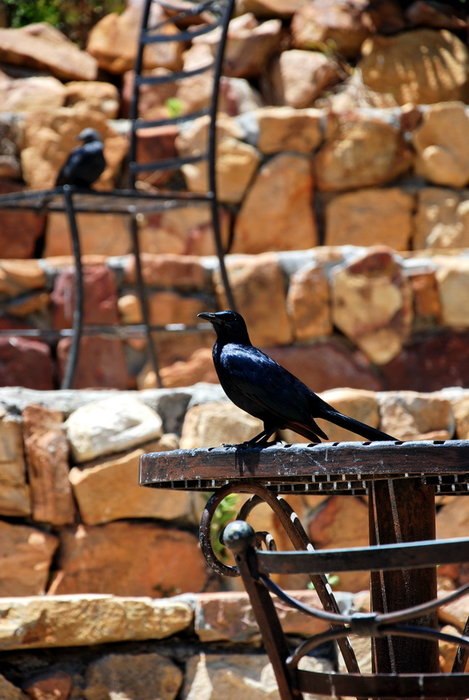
[2,246,469,391]
[0,1,469,393]
[0,384,468,696]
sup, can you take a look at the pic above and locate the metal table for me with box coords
[139,439,469,679]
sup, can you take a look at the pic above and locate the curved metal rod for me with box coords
[288,623,469,670]
[207,0,237,311]
[61,186,84,389]
[453,615,469,673]
[128,213,162,387]
[199,480,360,675]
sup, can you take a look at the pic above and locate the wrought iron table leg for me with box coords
[200,481,360,676]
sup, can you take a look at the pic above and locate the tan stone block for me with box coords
[359,30,469,105]
[0,409,30,517]
[255,106,323,154]
[0,595,192,650]
[85,653,182,700]
[182,652,333,699]
[21,106,128,190]
[195,589,329,643]
[438,592,469,631]
[379,390,454,441]
[214,253,293,346]
[316,388,382,442]
[314,115,413,191]
[50,521,208,597]
[436,496,469,542]
[308,495,370,592]
[414,188,469,249]
[331,247,413,364]
[413,102,469,188]
[0,259,46,297]
[268,49,342,108]
[176,115,261,203]
[139,204,231,257]
[64,80,120,119]
[287,262,332,341]
[325,188,414,249]
[180,401,263,449]
[65,396,163,463]
[232,153,317,253]
[0,23,97,81]
[117,291,210,327]
[4,292,49,318]
[23,405,75,526]
[87,5,183,74]
[0,520,58,596]
[70,443,194,526]
[453,394,469,439]
[408,267,441,326]
[45,212,131,257]
[435,257,469,328]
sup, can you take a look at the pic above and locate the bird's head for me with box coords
[77,128,102,144]
[198,310,251,344]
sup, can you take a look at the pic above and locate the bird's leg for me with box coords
[242,424,278,447]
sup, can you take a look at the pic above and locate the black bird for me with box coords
[198,310,395,446]
[55,128,106,188]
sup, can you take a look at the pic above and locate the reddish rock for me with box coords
[50,521,208,597]
[0,23,97,81]
[381,330,469,392]
[331,247,413,365]
[51,264,119,330]
[57,336,130,390]
[135,124,178,187]
[405,1,468,31]
[365,0,406,34]
[0,181,45,259]
[291,0,370,59]
[0,520,58,596]
[308,495,370,592]
[0,336,54,390]
[314,114,413,191]
[266,341,382,393]
[267,49,342,108]
[159,348,217,388]
[123,253,208,290]
[23,405,75,526]
[23,672,72,700]
[200,12,281,79]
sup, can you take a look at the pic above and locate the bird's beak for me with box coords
[197,312,216,322]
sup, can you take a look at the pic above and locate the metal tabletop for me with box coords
[139,439,469,495]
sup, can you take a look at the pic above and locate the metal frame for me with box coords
[0,0,237,388]
[223,519,469,700]
[139,439,469,697]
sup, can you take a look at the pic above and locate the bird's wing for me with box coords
[218,344,314,422]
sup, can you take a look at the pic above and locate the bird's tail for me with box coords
[325,410,396,442]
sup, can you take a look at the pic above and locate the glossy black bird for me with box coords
[198,310,395,446]
[55,128,106,188]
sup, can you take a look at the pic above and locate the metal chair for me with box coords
[0,0,236,389]
[223,519,469,700]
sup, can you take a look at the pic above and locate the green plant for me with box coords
[205,493,239,561]
[2,0,125,46]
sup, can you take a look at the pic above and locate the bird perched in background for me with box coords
[198,310,396,446]
[55,128,106,188]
